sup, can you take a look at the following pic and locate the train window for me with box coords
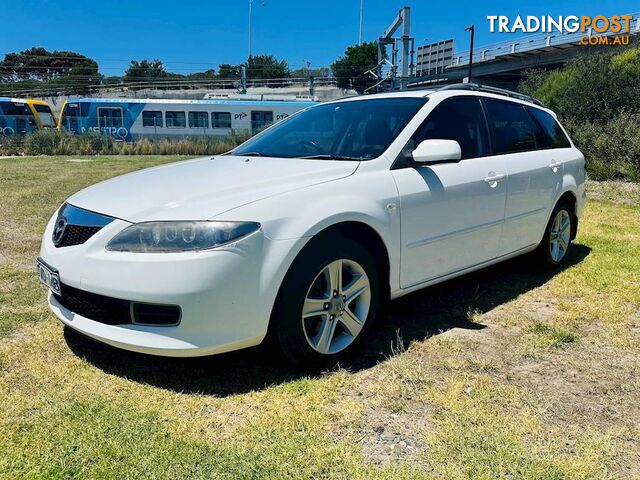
[251,111,273,133]
[2,102,37,132]
[142,111,163,128]
[166,111,186,128]
[211,112,231,128]
[97,107,124,129]
[34,104,56,127]
[61,103,80,131]
[188,111,209,128]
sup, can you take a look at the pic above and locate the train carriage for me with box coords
[58,97,318,141]
[0,98,57,136]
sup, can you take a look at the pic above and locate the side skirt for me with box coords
[390,243,538,300]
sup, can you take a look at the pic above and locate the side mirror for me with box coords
[412,139,462,165]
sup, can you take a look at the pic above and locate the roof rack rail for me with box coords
[437,83,546,107]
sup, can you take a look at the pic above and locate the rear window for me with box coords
[484,99,537,154]
[527,107,571,149]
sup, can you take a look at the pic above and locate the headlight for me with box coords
[106,221,260,253]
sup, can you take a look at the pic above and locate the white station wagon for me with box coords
[38,84,585,363]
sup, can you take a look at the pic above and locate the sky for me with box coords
[2,0,638,75]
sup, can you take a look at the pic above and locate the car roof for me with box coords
[329,86,554,115]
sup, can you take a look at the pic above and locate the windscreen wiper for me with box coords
[299,154,362,161]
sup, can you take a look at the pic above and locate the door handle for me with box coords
[549,161,563,172]
[484,173,505,187]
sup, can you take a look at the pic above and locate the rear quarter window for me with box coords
[526,107,571,149]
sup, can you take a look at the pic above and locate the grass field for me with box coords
[1,156,639,479]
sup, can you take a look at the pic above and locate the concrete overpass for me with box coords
[408,13,640,90]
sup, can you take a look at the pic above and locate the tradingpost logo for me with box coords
[487,14,634,46]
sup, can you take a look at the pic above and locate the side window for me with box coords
[142,111,163,128]
[484,99,537,154]
[526,107,571,149]
[166,111,186,128]
[407,96,489,160]
[189,111,209,128]
[97,107,123,129]
[211,112,231,128]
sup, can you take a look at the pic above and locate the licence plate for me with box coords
[36,257,61,295]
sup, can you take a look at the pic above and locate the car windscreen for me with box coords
[232,97,427,160]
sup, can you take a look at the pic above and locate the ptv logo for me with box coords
[235,112,247,120]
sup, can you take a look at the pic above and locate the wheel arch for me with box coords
[555,190,578,239]
[264,220,392,340]
[287,220,391,299]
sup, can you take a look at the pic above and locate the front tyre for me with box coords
[272,235,380,364]
[536,202,574,267]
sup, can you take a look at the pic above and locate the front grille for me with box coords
[54,283,130,325]
[53,203,114,248]
[53,283,181,326]
[57,225,103,248]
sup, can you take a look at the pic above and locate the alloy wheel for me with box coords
[549,209,571,262]
[301,259,371,355]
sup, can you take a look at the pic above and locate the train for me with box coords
[57,95,319,141]
[0,98,57,136]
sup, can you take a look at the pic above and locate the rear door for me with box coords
[483,99,562,254]
[393,96,508,288]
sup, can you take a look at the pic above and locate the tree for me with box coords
[124,59,168,82]
[247,55,289,79]
[217,64,241,79]
[0,47,99,82]
[185,69,216,80]
[331,42,379,93]
[290,66,331,78]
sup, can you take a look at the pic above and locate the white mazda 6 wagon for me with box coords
[38,84,585,363]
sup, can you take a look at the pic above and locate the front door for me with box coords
[392,96,508,288]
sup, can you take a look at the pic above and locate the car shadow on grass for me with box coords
[64,244,591,397]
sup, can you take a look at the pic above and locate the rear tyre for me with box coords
[536,202,574,267]
[272,234,380,364]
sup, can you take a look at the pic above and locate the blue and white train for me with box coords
[58,96,318,141]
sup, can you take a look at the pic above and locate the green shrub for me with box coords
[520,42,640,180]
[0,134,25,156]
[567,112,640,182]
[522,45,640,125]
[22,128,75,155]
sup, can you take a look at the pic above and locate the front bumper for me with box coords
[39,214,291,357]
